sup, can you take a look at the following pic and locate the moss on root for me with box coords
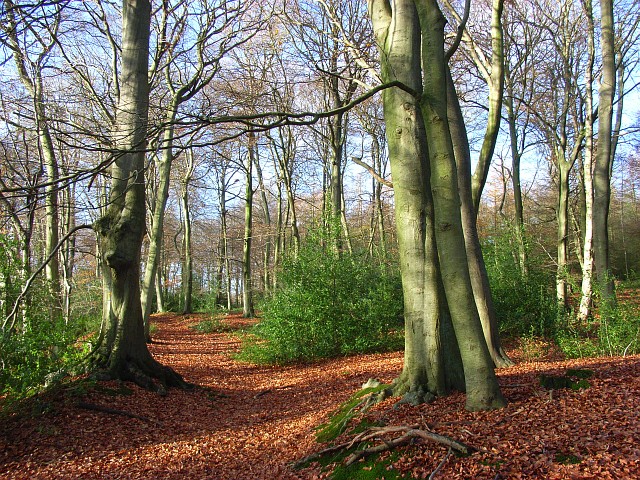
[315,381,392,444]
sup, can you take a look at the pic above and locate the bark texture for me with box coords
[368,0,504,410]
[91,0,186,391]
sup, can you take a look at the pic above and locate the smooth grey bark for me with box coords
[154,268,165,313]
[593,0,616,305]
[556,160,572,311]
[369,0,452,400]
[181,150,195,315]
[91,0,185,390]
[470,0,505,216]
[578,0,596,322]
[60,183,76,323]
[140,100,178,338]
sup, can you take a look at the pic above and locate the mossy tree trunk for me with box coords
[91,0,185,391]
[368,0,505,410]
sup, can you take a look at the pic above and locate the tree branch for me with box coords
[445,0,471,61]
[351,156,393,188]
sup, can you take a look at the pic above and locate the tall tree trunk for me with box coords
[61,183,76,323]
[593,0,616,306]
[370,0,452,400]
[222,206,232,311]
[446,67,513,368]
[279,146,300,256]
[415,0,505,410]
[243,133,256,318]
[181,150,195,315]
[504,88,528,277]
[556,160,571,311]
[254,148,272,293]
[273,180,283,289]
[578,0,596,322]
[91,0,185,390]
[470,0,505,216]
[155,268,165,313]
[141,100,178,339]
[42,122,61,319]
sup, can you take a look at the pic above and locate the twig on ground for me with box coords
[253,385,294,398]
[428,448,453,480]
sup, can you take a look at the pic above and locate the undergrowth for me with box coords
[238,233,403,364]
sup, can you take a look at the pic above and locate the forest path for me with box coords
[2,313,640,479]
[0,313,403,479]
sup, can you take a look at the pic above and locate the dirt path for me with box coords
[0,313,403,479]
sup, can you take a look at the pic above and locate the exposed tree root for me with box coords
[493,347,515,368]
[87,353,193,395]
[343,425,473,466]
[295,424,473,469]
[76,401,163,426]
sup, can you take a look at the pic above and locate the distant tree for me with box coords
[2,0,63,318]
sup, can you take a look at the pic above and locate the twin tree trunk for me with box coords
[369,0,505,411]
[91,0,184,390]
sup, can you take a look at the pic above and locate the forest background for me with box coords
[1,0,640,404]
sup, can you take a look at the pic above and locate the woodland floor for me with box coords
[1,312,640,479]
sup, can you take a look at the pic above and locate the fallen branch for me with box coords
[76,401,163,426]
[253,385,294,398]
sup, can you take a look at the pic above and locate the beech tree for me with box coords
[593,0,616,305]
[368,0,505,410]
[90,0,185,389]
[442,0,512,367]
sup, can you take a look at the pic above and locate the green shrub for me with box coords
[0,314,95,400]
[238,234,403,364]
[0,235,101,402]
[483,230,557,337]
[189,316,234,334]
[557,299,640,358]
